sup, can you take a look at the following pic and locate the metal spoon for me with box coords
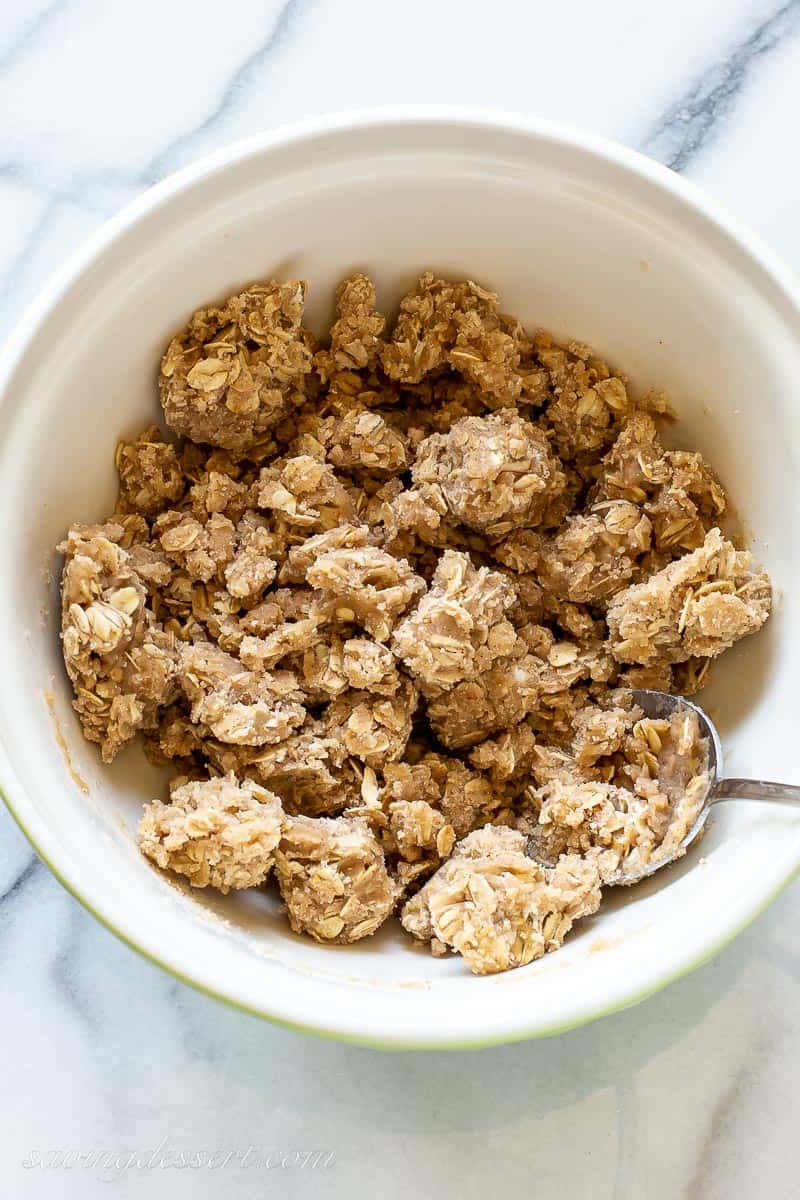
[607,688,800,887]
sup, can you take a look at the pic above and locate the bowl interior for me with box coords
[1,116,799,1046]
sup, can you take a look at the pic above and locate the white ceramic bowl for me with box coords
[1,110,798,1049]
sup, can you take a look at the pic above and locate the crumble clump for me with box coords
[380,752,502,842]
[392,549,518,689]
[230,728,362,817]
[115,425,185,516]
[60,522,178,762]
[178,640,306,747]
[159,280,314,454]
[305,546,425,642]
[535,502,653,603]
[533,331,641,459]
[256,455,357,535]
[380,272,530,406]
[593,413,727,553]
[324,408,408,476]
[321,677,419,768]
[410,409,567,536]
[139,774,283,893]
[274,814,398,943]
[58,270,772,975]
[401,826,602,974]
[315,272,386,379]
[607,527,771,665]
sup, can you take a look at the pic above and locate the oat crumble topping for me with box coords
[139,774,283,893]
[58,271,772,974]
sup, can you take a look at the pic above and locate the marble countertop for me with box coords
[2,1,800,1196]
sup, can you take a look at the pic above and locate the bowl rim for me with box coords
[2,106,799,1049]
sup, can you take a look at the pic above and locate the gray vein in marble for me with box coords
[50,908,102,1033]
[167,979,222,1066]
[685,1028,775,1199]
[144,0,312,184]
[0,159,140,212]
[642,0,800,172]
[0,854,41,910]
[0,0,68,72]
[0,195,57,301]
[0,176,135,338]
[0,0,307,223]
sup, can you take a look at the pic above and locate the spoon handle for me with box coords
[710,778,800,804]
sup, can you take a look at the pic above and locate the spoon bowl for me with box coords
[606,689,800,887]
